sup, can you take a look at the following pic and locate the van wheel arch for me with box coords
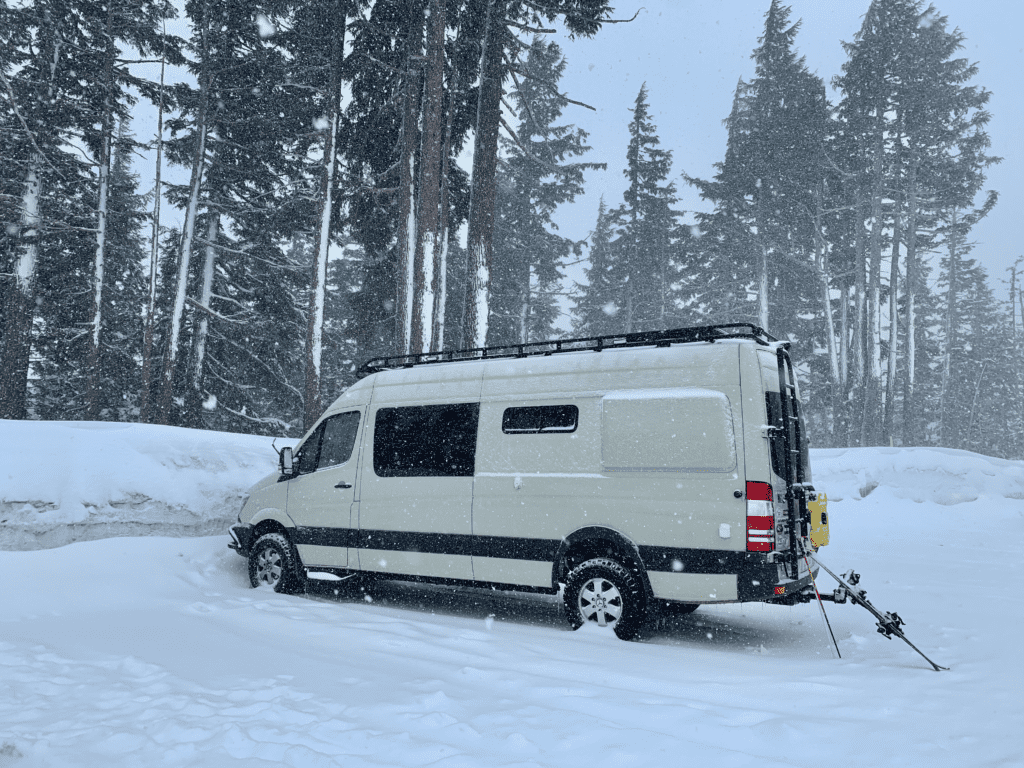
[552,526,653,601]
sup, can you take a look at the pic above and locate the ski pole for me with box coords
[804,554,841,659]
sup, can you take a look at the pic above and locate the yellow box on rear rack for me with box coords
[809,492,829,548]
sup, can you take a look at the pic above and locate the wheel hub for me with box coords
[256,548,282,585]
[578,576,623,627]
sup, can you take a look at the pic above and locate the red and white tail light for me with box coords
[745,480,775,552]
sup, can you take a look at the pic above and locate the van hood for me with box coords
[247,470,282,496]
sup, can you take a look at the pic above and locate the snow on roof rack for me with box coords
[358,323,777,376]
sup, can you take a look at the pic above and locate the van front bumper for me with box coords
[228,523,254,557]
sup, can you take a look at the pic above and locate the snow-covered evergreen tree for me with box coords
[489,37,600,346]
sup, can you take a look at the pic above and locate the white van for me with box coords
[229,324,829,640]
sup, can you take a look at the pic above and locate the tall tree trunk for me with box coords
[186,206,220,425]
[518,266,531,344]
[415,0,446,353]
[304,1,347,431]
[852,189,867,446]
[901,155,920,446]
[882,127,904,442]
[882,202,901,442]
[428,49,456,354]
[157,0,210,424]
[939,208,959,447]
[464,0,507,347]
[140,22,168,423]
[758,241,769,332]
[814,182,840,443]
[839,281,850,441]
[862,131,885,446]
[396,0,424,355]
[0,160,43,420]
[0,28,62,420]
[86,4,118,420]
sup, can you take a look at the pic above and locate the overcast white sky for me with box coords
[549,1,1022,296]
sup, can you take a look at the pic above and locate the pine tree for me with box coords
[691,2,827,338]
[158,0,313,433]
[283,0,358,429]
[461,0,612,347]
[614,84,685,334]
[489,37,600,346]
[572,198,623,336]
[834,0,997,446]
[96,122,149,418]
[1,1,102,419]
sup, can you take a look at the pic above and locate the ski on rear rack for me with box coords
[808,555,948,671]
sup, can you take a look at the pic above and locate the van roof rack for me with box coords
[358,323,777,376]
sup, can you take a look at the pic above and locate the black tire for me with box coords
[248,532,304,594]
[563,557,648,641]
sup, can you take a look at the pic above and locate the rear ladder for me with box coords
[775,345,812,576]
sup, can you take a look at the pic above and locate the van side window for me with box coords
[318,411,360,469]
[374,403,479,477]
[502,405,578,434]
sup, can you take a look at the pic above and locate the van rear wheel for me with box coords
[564,558,647,641]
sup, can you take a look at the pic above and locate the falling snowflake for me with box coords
[256,14,276,38]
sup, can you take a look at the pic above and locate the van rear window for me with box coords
[765,392,809,482]
[502,405,578,434]
[373,403,479,477]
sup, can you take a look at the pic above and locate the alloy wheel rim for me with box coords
[578,577,623,627]
[256,547,283,586]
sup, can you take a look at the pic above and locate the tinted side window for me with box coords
[318,412,360,469]
[374,403,479,477]
[502,404,578,434]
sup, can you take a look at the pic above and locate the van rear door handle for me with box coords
[334,481,353,489]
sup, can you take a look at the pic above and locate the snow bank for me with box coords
[0,420,280,550]
[812,445,1024,506]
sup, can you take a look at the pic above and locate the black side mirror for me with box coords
[280,446,295,476]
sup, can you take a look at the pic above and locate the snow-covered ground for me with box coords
[1,422,1022,767]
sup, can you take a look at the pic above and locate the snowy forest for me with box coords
[1,0,1017,458]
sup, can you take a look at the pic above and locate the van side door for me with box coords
[287,410,363,569]
[356,402,479,581]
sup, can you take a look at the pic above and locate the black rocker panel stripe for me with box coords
[292,526,749,575]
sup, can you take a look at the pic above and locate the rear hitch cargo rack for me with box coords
[359,323,778,376]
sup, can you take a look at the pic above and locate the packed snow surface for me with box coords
[1,422,1022,766]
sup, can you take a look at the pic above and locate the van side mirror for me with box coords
[280,446,295,476]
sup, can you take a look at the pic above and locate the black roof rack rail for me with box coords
[358,323,777,376]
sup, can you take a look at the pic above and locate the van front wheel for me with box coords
[249,532,304,594]
[564,558,647,641]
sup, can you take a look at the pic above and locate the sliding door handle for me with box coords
[334,481,353,489]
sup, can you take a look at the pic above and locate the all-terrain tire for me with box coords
[563,557,648,641]
[248,532,304,594]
